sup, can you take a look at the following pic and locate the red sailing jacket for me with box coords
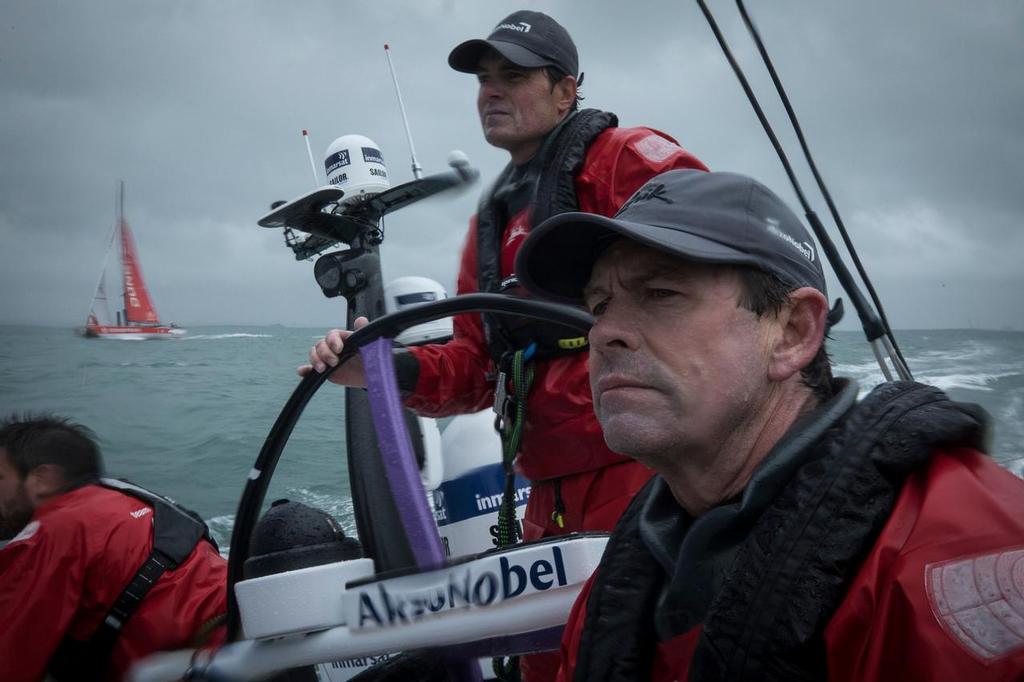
[556,447,1024,681]
[404,127,708,483]
[0,484,228,682]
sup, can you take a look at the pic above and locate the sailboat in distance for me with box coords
[81,182,185,339]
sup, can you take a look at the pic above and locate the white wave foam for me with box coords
[913,340,998,364]
[918,374,994,392]
[832,362,888,397]
[205,514,235,555]
[286,487,357,534]
[185,333,273,340]
[833,360,883,375]
[836,358,1021,396]
[916,371,1021,393]
[203,492,356,557]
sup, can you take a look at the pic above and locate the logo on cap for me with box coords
[495,21,531,33]
[620,183,673,212]
[765,218,815,263]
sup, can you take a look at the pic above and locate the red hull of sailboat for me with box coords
[83,324,185,340]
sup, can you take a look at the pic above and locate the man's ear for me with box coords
[24,464,68,504]
[555,76,577,116]
[767,287,829,383]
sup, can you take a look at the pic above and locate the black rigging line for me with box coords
[734,0,910,373]
[693,0,912,379]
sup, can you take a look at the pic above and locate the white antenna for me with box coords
[302,129,321,188]
[384,43,423,179]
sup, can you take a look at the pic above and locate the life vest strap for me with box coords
[103,549,174,632]
[48,480,213,681]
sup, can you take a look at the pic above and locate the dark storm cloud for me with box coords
[1,1,1021,329]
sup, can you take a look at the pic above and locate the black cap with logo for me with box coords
[448,10,579,77]
[515,169,827,305]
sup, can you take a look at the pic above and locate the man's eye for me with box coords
[588,300,608,316]
[649,288,678,299]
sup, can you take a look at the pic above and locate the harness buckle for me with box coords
[492,370,508,416]
[492,370,510,432]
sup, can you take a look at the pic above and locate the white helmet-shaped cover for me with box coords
[385,276,453,346]
[323,134,390,205]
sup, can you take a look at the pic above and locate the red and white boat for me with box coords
[81,182,185,340]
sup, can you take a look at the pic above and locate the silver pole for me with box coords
[870,339,894,383]
[384,43,423,179]
[882,334,913,381]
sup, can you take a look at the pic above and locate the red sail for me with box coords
[119,218,161,324]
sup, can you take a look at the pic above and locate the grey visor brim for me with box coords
[449,39,554,73]
[516,211,770,305]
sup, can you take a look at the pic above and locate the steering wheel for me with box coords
[225,293,594,640]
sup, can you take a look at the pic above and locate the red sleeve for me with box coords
[825,447,1024,681]
[0,521,85,682]
[555,572,596,682]
[576,127,709,217]
[403,216,496,417]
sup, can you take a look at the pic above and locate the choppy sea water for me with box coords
[0,325,1021,547]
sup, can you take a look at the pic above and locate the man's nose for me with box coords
[588,304,642,352]
[479,79,503,99]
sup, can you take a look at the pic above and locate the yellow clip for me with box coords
[551,511,565,529]
[557,336,588,350]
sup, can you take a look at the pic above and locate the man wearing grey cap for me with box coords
[516,169,1024,680]
[308,14,706,677]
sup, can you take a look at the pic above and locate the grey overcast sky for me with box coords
[1,1,1021,330]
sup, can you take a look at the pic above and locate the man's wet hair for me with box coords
[544,66,583,112]
[0,414,104,488]
[736,268,835,402]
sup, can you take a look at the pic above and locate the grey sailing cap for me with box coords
[515,169,827,305]
[448,10,579,77]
